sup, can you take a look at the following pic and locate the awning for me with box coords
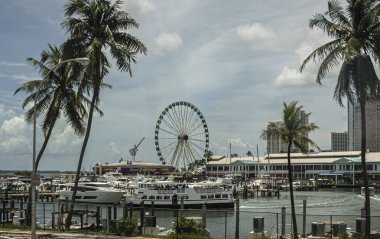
[319,172,343,176]
[333,157,361,164]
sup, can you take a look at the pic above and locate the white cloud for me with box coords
[237,23,276,50]
[47,123,83,155]
[0,116,28,135]
[274,66,310,87]
[121,0,155,18]
[0,116,30,154]
[274,29,333,87]
[154,32,183,54]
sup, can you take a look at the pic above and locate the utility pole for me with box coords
[256,144,260,179]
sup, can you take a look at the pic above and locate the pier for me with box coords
[0,189,59,202]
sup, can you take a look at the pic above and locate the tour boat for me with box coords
[58,182,124,204]
[128,180,235,209]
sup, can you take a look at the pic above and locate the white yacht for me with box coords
[58,182,124,204]
[128,180,235,209]
[361,186,375,197]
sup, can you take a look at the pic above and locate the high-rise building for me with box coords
[266,110,309,154]
[331,131,348,152]
[348,99,380,152]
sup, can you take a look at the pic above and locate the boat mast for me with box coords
[229,143,232,176]
[256,144,260,179]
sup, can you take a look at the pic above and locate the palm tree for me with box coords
[300,1,380,235]
[15,44,90,170]
[61,0,147,227]
[261,101,319,239]
[14,44,90,226]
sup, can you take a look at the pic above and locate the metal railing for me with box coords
[1,199,379,239]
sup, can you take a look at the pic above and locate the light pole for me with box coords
[31,57,89,239]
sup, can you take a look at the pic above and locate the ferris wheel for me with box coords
[154,101,209,169]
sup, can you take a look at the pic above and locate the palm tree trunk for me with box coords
[65,91,97,228]
[359,100,371,236]
[287,141,298,239]
[35,120,56,170]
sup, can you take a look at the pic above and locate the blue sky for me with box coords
[0,0,348,171]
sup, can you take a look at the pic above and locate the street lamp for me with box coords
[31,57,89,239]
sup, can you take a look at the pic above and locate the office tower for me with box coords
[348,99,380,152]
[331,131,348,151]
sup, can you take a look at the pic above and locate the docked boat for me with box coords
[128,180,235,209]
[361,186,375,197]
[58,182,124,204]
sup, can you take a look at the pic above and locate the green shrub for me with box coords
[172,216,208,236]
[110,217,138,236]
[167,233,212,239]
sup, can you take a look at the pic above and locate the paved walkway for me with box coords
[0,229,155,239]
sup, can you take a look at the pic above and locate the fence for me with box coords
[1,199,379,239]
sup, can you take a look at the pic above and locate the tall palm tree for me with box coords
[300,1,380,235]
[61,0,147,227]
[261,101,319,239]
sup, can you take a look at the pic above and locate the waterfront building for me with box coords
[206,151,380,184]
[94,160,175,175]
[266,110,309,154]
[348,99,380,152]
[331,131,348,152]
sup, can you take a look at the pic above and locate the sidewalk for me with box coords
[0,228,155,239]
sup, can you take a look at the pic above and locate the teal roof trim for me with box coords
[231,160,257,165]
[333,157,361,164]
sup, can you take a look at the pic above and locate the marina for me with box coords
[1,176,380,238]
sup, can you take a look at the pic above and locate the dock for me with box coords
[0,189,59,202]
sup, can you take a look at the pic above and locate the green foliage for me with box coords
[110,217,138,236]
[172,216,208,236]
[14,171,31,177]
[167,233,212,239]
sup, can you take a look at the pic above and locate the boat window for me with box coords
[156,196,162,200]
[148,195,155,200]
[86,183,111,188]
[222,194,228,199]
[75,196,82,199]
[141,195,147,199]
[164,196,170,200]
[78,187,97,192]
[215,194,221,199]
[208,195,214,199]
[83,196,97,199]
[184,195,189,200]
[201,195,206,199]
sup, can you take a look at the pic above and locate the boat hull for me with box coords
[129,200,235,209]
[59,191,124,204]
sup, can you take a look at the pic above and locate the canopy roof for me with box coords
[230,160,257,165]
[333,157,361,164]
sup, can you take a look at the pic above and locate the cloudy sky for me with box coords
[0,0,349,171]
